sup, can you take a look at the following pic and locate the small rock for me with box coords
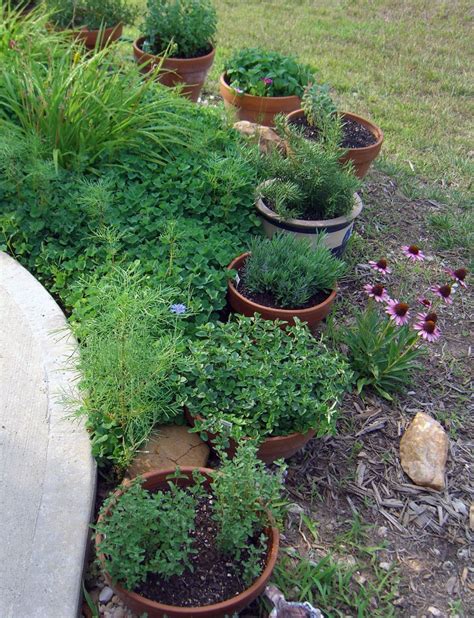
[377,526,388,537]
[113,608,125,618]
[233,121,287,155]
[111,595,120,604]
[353,573,367,585]
[400,412,448,490]
[379,561,392,571]
[428,607,442,616]
[99,586,114,604]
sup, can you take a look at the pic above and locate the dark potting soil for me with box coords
[290,115,377,148]
[134,495,266,607]
[236,266,329,310]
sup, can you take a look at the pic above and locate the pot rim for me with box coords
[75,22,122,33]
[219,72,301,103]
[96,466,280,615]
[228,252,337,316]
[256,187,363,229]
[133,36,216,63]
[287,108,384,152]
[185,407,315,445]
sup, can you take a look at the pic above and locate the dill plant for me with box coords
[242,232,346,308]
[73,267,189,470]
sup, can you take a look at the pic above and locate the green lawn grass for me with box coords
[133,0,472,206]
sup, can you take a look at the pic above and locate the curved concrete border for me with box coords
[0,252,96,618]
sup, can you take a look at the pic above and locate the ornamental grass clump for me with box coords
[0,39,193,170]
[179,315,352,442]
[72,267,189,470]
[224,47,313,97]
[46,0,136,29]
[242,232,346,308]
[95,441,284,591]
[345,246,468,399]
[141,0,217,57]
[256,118,360,221]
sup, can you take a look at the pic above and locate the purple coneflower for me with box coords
[414,319,441,343]
[368,258,391,275]
[170,303,187,315]
[418,297,432,309]
[401,244,425,261]
[262,77,273,85]
[446,267,468,288]
[416,311,438,324]
[364,283,390,303]
[431,284,453,304]
[386,300,410,326]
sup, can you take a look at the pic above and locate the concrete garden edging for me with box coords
[0,251,96,618]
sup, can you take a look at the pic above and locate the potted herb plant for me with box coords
[180,315,351,463]
[133,0,217,102]
[286,83,384,179]
[95,442,283,617]
[227,232,345,328]
[46,0,136,49]
[220,47,313,126]
[255,118,362,256]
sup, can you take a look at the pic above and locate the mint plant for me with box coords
[141,0,217,58]
[224,48,313,97]
[179,315,352,441]
[96,443,285,590]
[242,232,346,308]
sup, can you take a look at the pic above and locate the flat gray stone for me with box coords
[0,252,96,618]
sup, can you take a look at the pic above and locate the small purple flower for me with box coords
[364,283,390,303]
[368,258,391,275]
[386,299,410,326]
[401,244,425,261]
[431,284,453,304]
[418,297,432,309]
[445,267,468,288]
[414,319,441,342]
[170,303,187,315]
[262,77,273,85]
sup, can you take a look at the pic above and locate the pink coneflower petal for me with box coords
[386,300,410,326]
[401,244,425,261]
[416,311,438,325]
[368,258,391,275]
[414,320,441,342]
[446,267,468,288]
[364,283,390,303]
[431,284,453,304]
[418,297,432,308]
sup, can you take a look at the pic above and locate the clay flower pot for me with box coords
[96,467,279,617]
[220,73,301,127]
[72,23,123,49]
[185,408,315,464]
[227,252,337,328]
[255,188,363,257]
[286,109,384,179]
[133,37,215,102]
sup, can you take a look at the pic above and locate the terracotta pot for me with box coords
[227,252,336,328]
[133,37,215,102]
[96,467,279,617]
[255,188,363,257]
[72,23,123,49]
[219,73,301,127]
[286,109,384,179]
[185,408,315,464]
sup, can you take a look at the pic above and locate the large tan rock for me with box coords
[400,412,448,491]
[233,120,287,155]
[127,425,209,478]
